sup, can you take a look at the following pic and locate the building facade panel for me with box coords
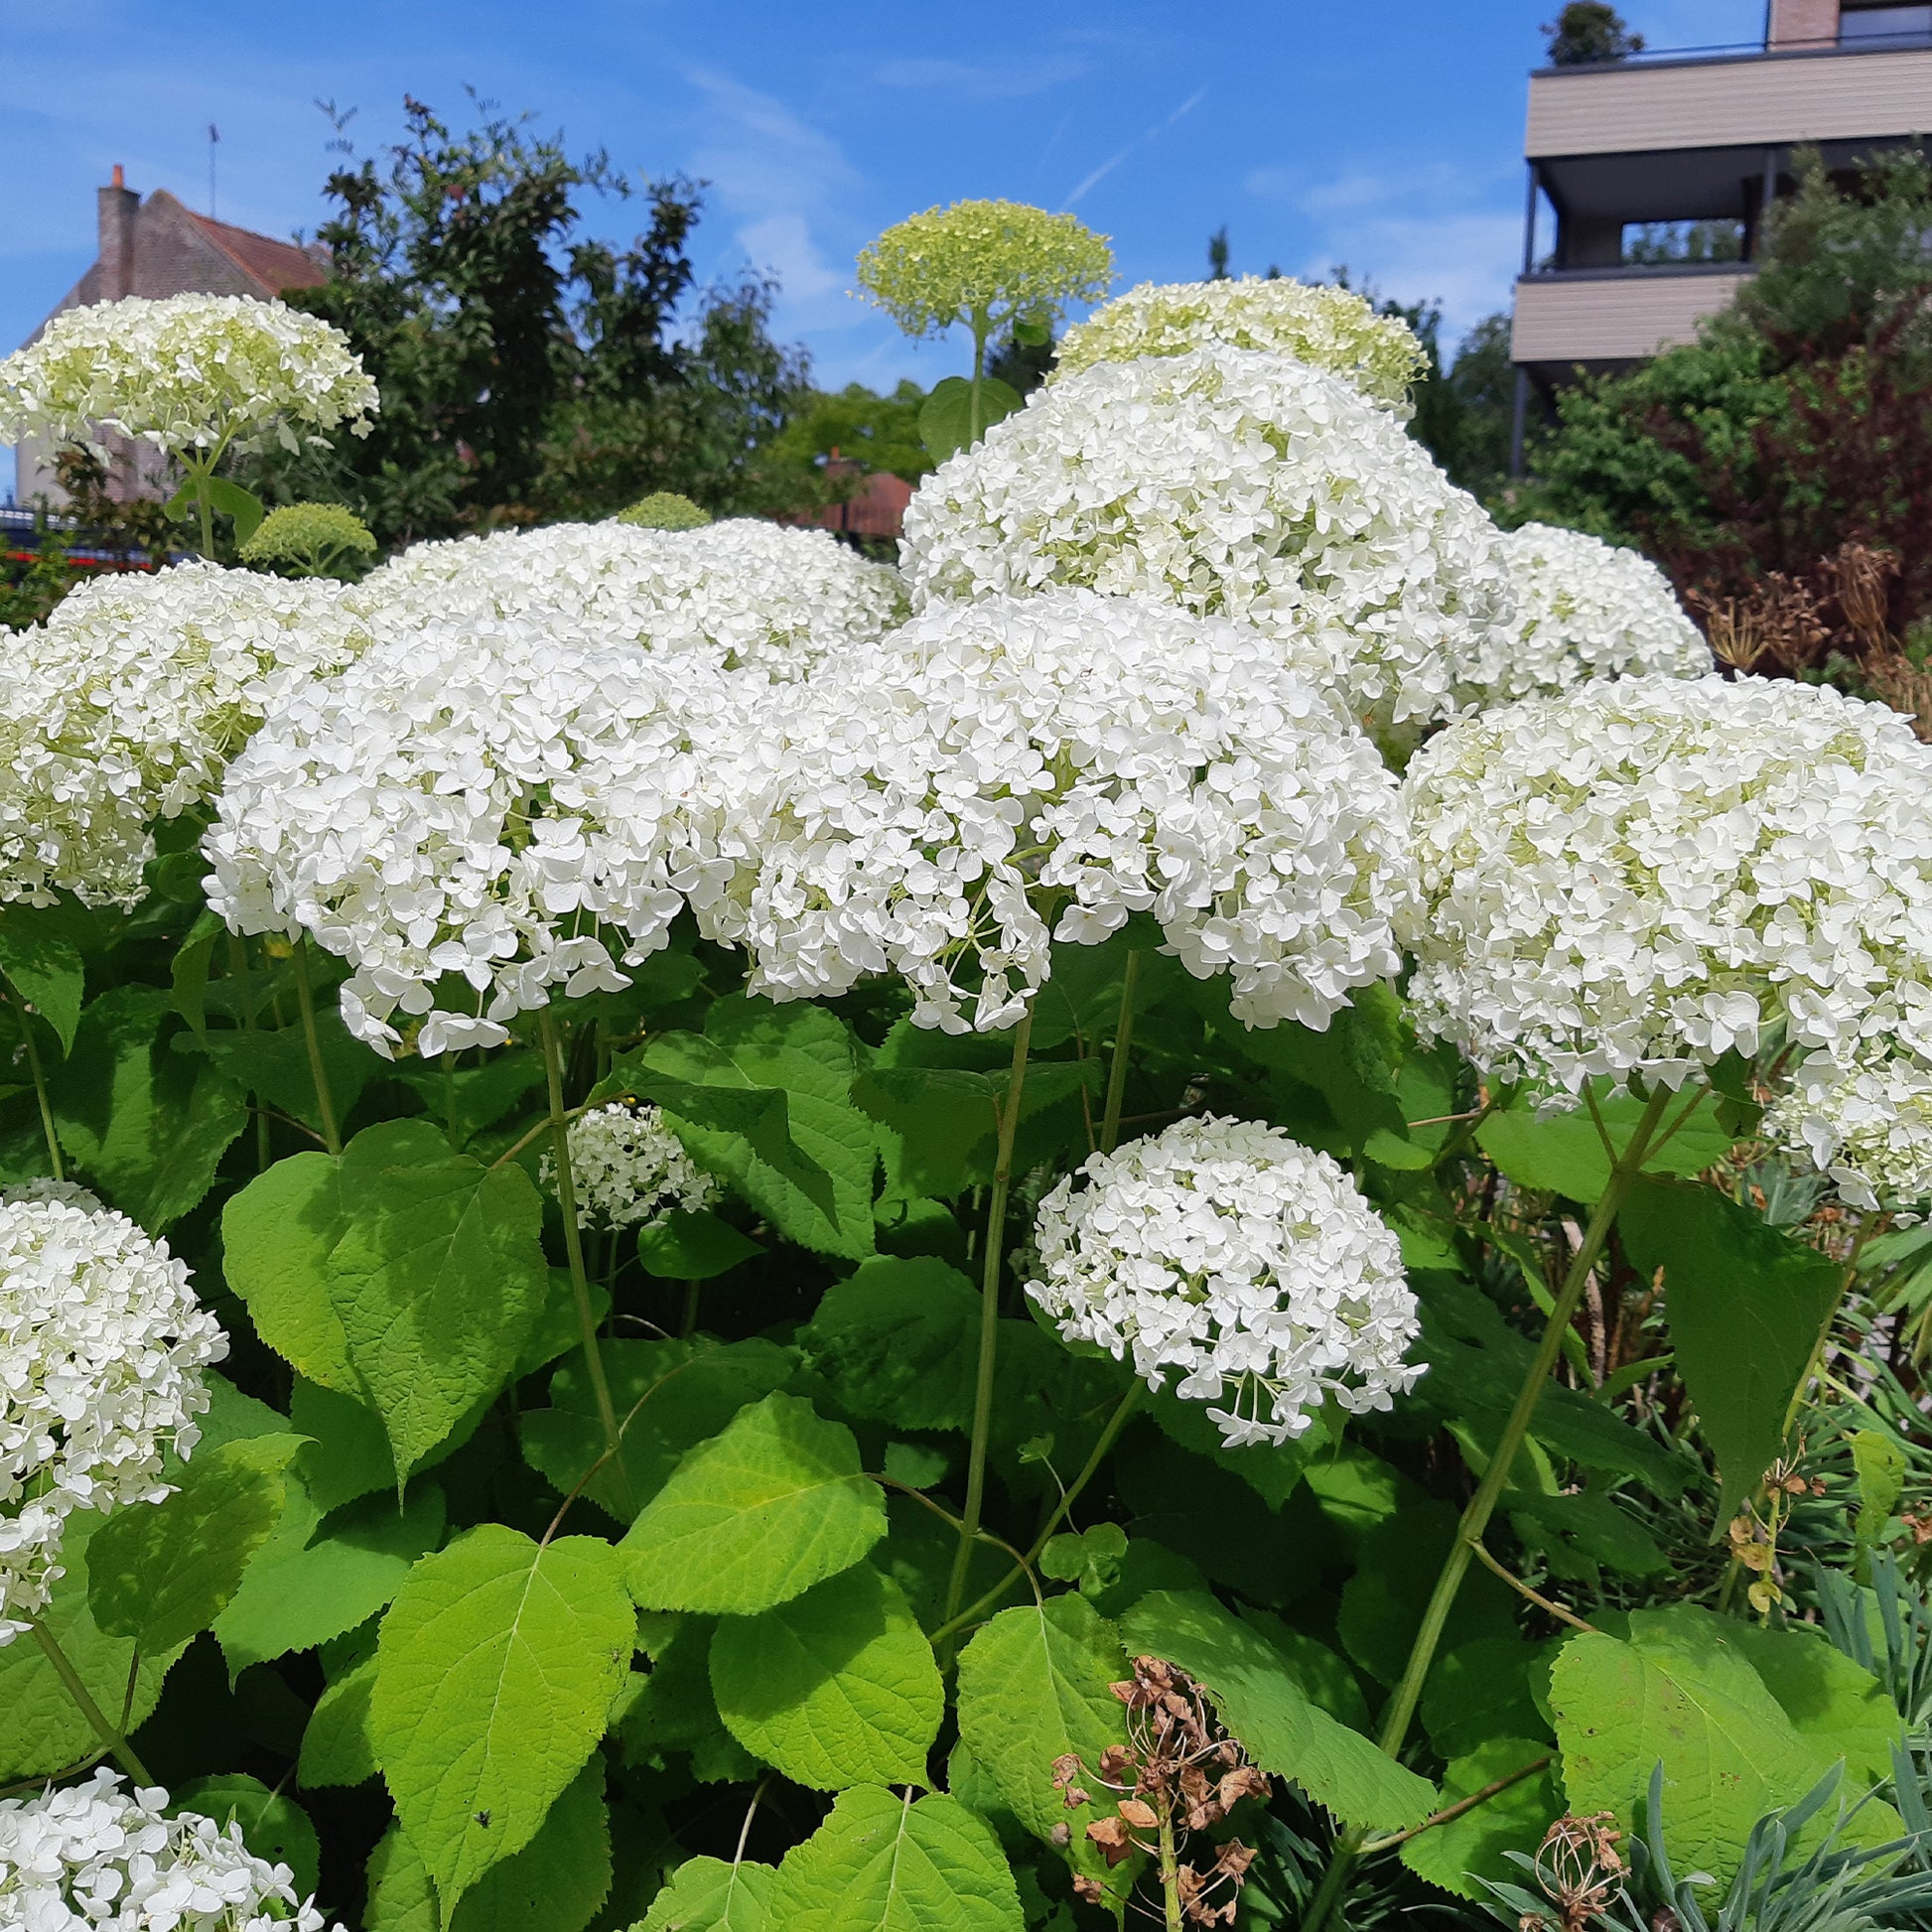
[1511,270,1754,365]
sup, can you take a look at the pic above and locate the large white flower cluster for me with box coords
[542,1101,717,1230]
[1455,522,1711,709]
[1052,276,1427,416]
[205,618,713,1058]
[0,1770,336,1930]
[0,563,370,907]
[1028,1115,1422,1447]
[0,294,376,460]
[348,517,906,679]
[899,347,1516,740]
[688,592,1416,1033]
[1399,674,1932,1104]
[0,1199,225,1642]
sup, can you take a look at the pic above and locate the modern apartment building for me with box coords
[1508,0,1932,467]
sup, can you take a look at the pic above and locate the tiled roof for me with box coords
[180,207,327,295]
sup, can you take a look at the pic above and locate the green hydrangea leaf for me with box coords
[1121,1590,1438,1831]
[639,1856,777,1932]
[798,1256,982,1433]
[1475,1082,1732,1203]
[171,1774,321,1901]
[0,906,84,1052]
[88,1433,305,1653]
[447,1758,613,1932]
[1399,1736,1558,1900]
[622,1393,886,1614]
[636,1209,764,1281]
[710,1566,942,1789]
[371,1525,634,1911]
[299,1651,379,1788]
[768,1785,1025,1932]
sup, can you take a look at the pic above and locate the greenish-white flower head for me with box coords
[0,293,377,463]
[238,502,379,581]
[1054,277,1428,417]
[616,491,713,531]
[855,200,1114,342]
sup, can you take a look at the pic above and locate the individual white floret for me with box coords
[348,517,906,679]
[686,591,1416,1033]
[0,293,375,462]
[0,1200,225,1643]
[1400,674,1932,1103]
[0,562,370,907]
[0,1768,337,1930]
[1027,1115,1422,1447]
[541,1101,717,1230]
[1454,522,1711,708]
[1052,276,1427,416]
[899,346,1516,742]
[204,617,716,1058]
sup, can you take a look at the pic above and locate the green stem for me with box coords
[1303,1082,1677,1932]
[16,1003,64,1182]
[29,1618,153,1784]
[969,314,990,444]
[680,1279,701,1338]
[540,1009,631,1512]
[289,941,342,1157]
[1098,950,1143,1157]
[228,933,271,1171]
[189,463,215,559]
[1158,1806,1184,1932]
[943,1007,1034,1637]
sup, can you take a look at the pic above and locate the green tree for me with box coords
[1543,2,1645,65]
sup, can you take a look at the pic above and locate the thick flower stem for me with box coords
[1158,1807,1185,1932]
[30,1618,153,1785]
[943,1007,1035,1637]
[228,933,271,1170]
[289,940,341,1157]
[1098,949,1143,1157]
[1302,1083,1675,1932]
[16,1004,64,1181]
[539,1009,632,1514]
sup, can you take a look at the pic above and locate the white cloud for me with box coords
[1062,83,1208,208]
[1298,209,1526,336]
[737,212,843,302]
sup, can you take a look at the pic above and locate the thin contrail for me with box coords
[1063,84,1208,208]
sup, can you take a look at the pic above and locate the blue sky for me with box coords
[3,0,1761,411]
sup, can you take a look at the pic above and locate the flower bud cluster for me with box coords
[542,1102,718,1230]
[0,293,375,460]
[0,562,370,907]
[1027,1115,1421,1447]
[0,1199,225,1642]
[899,347,1516,741]
[687,592,1417,1033]
[0,1769,337,1930]
[1053,276,1427,415]
[348,517,905,679]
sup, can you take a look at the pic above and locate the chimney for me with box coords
[97,167,138,300]
[1766,0,1840,48]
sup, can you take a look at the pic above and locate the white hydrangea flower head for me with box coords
[687,591,1416,1033]
[1455,522,1712,708]
[1052,276,1427,416]
[205,617,717,1058]
[0,1769,337,1930]
[0,1179,103,1211]
[349,518,906,680]
[899,347,1516,742]
[0,1200,226,1643]
[541,1101,717,1230]
[1027,1115,1422,1447]
[1400,673,1932,1101]
[1768,1052,1932,1213]
[0,562,371,907]
[0,294,376,461]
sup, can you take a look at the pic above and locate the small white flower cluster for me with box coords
[899,347,1516,742]
[0,294,376,460]
[0,562,370,907]
[0,1770,336,1930]
[542,1102,717,1230]
[689,592,1416,1033]
[0,1199,225,1642]
[1400,675,1932,1115]
[204,617,712,1058]
[1456,522,1711,709]
[348,517,906,680]
[1028,1115,1422,1447]
[1769,1048,1932,1212]
[1052,276,1428,416]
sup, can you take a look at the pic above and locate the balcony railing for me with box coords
[1537,30,1932,72]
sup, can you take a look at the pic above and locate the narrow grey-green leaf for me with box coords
[371,1525,633,1910]
[711,1566,941,1790]
[769,1785,1024,1932]
[1121,1590,1437,1831]
[623,1393,886,1615]
[89,1433,304,1652]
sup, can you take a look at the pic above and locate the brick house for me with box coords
[12,168,328,505]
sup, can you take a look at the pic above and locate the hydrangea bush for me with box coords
[5,196,1931,1932]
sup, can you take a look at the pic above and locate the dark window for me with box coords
[1841,3,1932,44]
